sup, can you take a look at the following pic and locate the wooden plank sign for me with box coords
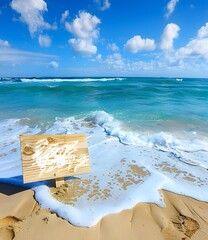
[20,134,90,185]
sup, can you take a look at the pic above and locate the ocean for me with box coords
[0,77,208,226]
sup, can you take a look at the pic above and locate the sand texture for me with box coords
[0,183,208,240]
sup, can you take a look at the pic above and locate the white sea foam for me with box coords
[46,85,59,88]
[0,113,208,227]
[0,118,41,178]
[86,111,208,168]
[20,78,126,83]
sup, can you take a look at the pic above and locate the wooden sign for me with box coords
[20,134,90,187]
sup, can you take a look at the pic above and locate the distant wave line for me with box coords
[20,78,126,83]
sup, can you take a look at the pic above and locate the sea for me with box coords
[0,77,208,226]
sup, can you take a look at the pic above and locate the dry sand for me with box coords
[1,183,208,240]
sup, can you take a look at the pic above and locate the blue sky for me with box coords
[1,0,208,77]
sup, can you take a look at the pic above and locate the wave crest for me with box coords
[86,111,208,168]
[20,78,126,83]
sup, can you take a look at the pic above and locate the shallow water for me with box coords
[0,77,208,226]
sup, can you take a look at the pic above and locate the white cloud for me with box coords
[11,0,54,36]
[69,39,97,56]
[48,61,59,68]
[160,22,208,62]
[128,60,161,72]
[0,47,57,63]
[61,10,69,23]
[105,53,124,68]
[96,54,102,62]
[65,11,100,39]
[0,39,10,47]
[124,35,156,53]
[93,21,208,77]
[160,23,180,50]
[38,35,51,47]
[165,0,179,18]
[95,48,208,77]
[197,23,208,39]
[108,43,119,51]
[177,38,208,59]
[94,0,111,11]
[66,11,101,56]
[178,22,208,59]
[100,53,163,73]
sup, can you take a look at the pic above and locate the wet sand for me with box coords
[1,183,208,240]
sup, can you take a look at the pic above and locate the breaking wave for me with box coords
[20,77,126,83]
[86,111,208,168]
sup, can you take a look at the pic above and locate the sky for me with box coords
[1,0,208,77]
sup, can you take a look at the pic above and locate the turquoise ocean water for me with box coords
[0,77,208,226]
[1,77,208,130]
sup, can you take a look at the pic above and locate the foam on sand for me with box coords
[0,185,207,240]
[0,112,208,226]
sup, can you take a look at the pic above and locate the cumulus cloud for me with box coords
[48,61,59,68]
[38,34,51,47]
[161,22,208,61]
[95,21,208,76]
[65,11,100,39]
[165,0,179,18]
[11,0,54,36]
[160,23,180,50]
[61,10,69,23]
[177,38,208,59]
[101,53,162,73]
[108,43,119,51]
[94,0,111,11]
[96,54,102,62]
[197,23,208,39]
[0,39,10,47]
[124,35,156,53]
[105,53,124,68]
[66,11,101,56]
[177,22,208,59]
[69,39,97,56]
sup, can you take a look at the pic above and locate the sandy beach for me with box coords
[1,0,208,238]
[1,183,208,240]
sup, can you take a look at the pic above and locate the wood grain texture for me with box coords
[20,134,90,183]
[55,177,65,188]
